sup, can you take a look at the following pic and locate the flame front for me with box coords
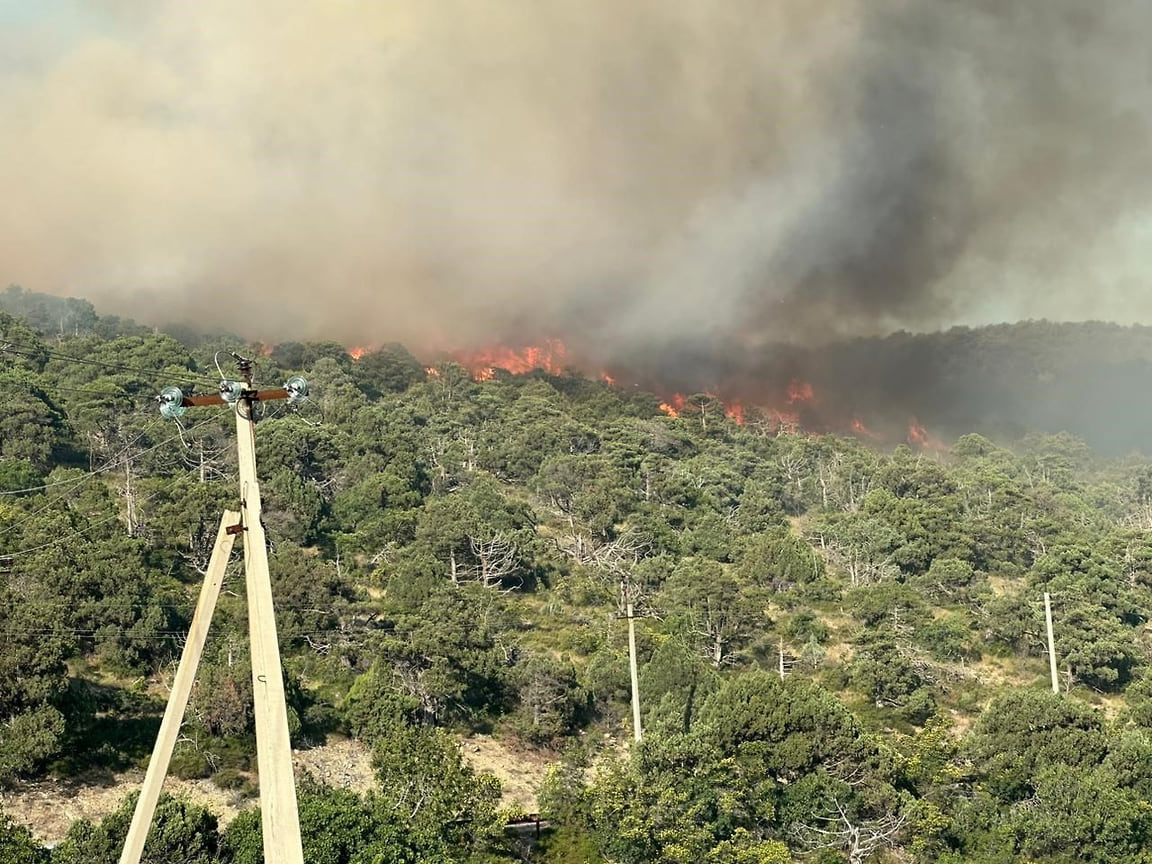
[786,379,815,404]
[724,401,745,425]
[659,393,687,418]
[452,339,567,380]
[340,339,944,448]
[908,418,947,451]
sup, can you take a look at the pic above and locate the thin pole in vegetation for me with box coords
[121,355,310,864]
[1044,592,1059,694]
[623,576,643,742]
[779,637,785,681]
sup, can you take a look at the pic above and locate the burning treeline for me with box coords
[345,321,1152,457]
[346,337,945,451]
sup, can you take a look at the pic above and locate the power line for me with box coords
[0,420,177,543]
[0,597,375,614]
[0,402,298,554]
[45,384,152,399]
[0,341,221,386]
[0,401,302,557]
[0,626,395,641]
[0,378,146,400]
[0,502,151,558]
[0,414,220,497]
[0,422,227,554]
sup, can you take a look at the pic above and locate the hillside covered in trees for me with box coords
[3,288,1152,863]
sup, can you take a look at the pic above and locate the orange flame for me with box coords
[659,393,687,418]
[452,339,567,380]
[786,380,815,404]
[337,339,946,448]
[907,418,947,451]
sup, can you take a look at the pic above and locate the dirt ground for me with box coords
[2,734,551,845]
[459,734,553,813]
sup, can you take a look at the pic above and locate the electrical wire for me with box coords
[0,396,305,553]
[0,625,395,641]
[0,341,221,386]
[0,496,162,559]
[0,423,160,498]
[0,598,377,614]
[0,413,221,497]
[8,382,145,400]
[0,418,227,553]
[0,429,154,537]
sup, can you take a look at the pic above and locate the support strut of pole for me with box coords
[119,510,239,864]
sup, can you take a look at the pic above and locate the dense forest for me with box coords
[3,286,1152,863]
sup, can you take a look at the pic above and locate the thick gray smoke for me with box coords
[1,1,1150,359]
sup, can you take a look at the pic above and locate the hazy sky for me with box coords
[2,1,1151,359]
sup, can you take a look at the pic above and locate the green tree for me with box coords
[0,804,47,863]
[350,343,425,398]
[51,793,220,864]
[662,559,765,668]
[966,690,1107,802]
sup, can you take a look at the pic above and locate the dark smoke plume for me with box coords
[1,1,1150,361]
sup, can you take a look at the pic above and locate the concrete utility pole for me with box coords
[234,390,303,862]
[1044,592,1060,694]
[122,359,308,864]
[623,576,643,742]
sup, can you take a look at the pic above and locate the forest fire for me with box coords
[451,340,567,380]
[658,393,687,418]
[907,418,946,451]
[344,338,947,450]
[786,379,816,404]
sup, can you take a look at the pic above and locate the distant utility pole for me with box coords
[1044,592,1060,694]
[622,575,643,742]
[779,637,786,681]
[121,356,308,864]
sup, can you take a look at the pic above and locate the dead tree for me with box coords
[468,532,520,589]
[794,798,907,864]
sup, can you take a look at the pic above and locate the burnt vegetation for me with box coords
[3,289,1152,862]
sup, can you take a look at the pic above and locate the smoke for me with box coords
[2,1,1151,359]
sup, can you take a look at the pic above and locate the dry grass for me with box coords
[2,734,554,845]
[459,734,554,812]
[2,737,377,846]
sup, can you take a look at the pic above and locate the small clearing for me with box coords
[459,734,554,813]
[3,735,552,845]
[2,737,375,846]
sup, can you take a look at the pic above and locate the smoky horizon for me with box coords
[2,2,1151,365]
